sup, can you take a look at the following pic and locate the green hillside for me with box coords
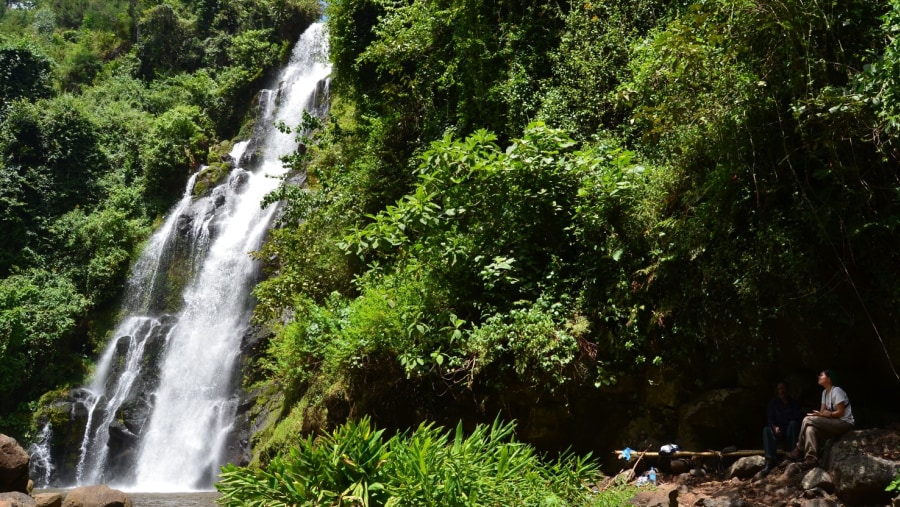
[2,0,900,500]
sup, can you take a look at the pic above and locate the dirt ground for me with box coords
[623,428,900,507]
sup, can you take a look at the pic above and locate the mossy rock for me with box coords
[32,387,91,481]
[209,139,235,162]
[248,374,352,467]
[193,161,231,197]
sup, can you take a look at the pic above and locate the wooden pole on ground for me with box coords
[613,450,770,460]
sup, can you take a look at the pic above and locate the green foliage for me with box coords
[265,261,453,386]
[135,4,200,80]
[253,215,355,325]
[351,0,563,141]
[141,104,211,199]
[50,200,149,303]
[0,37,53,113]
[32,7,57,36]
[57,35,105,92]
[539,0,671,140]
[0,95,110,274]
[227,29,282,78]
[343,123,583,310]
[218,416,391,507]
[467,299,580,391]
[888,469,900,493]
[338,124,647,376]
[616,0,761,156]
[324,0,382,98]
[44,0,130,31]
[258,123,651,401]
[217,417,615,507]
[35,95,107,205]
[858,0,900,134]
[252,101,369,329]
[0,269,90,411]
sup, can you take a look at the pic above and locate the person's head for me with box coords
[818,369,838,388]
[775,381,790,400]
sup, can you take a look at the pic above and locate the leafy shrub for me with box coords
[538,0,671,139]
[467,299,579,391]
[58,39,103,91]
[218,416,391,507]
[135,4,200,80]
[217,417,621,507]
[140,104,211,200]
[0,269,90,412]
[858,0,900,134]
[0,38,53,114]
[49,202,149,303]
[261,261,453,389]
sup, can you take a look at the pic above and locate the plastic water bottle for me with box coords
[648,467,657,485]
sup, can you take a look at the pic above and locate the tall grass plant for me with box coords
[216,417,634,506]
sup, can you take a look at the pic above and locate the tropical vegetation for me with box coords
[0,0,319,434]
[217,417,635,506]
[3,0,900,502]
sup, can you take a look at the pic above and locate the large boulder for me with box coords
[60,485,132,507]
[32,492,63,507]
[726,455,764,480]
[0,491,35,506]
[828,428,900,506]
[0,435,30,493]
[677,388,766,451]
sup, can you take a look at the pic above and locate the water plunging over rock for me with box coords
[29,23,331,492]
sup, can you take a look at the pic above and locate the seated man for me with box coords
[761,381,802,476]
[786,369,854,470]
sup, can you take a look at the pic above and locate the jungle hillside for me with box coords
[2,0,900,482]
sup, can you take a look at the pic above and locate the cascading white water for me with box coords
[40,22,331,492]
[132,22,331,491]
[29,424,54,486]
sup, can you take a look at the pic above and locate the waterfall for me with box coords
[28,424,54,486]
[43,22,331,492]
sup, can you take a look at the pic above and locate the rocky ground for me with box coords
[621,428,900,507]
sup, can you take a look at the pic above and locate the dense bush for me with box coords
[0,269,90,412]
[260,123,651,400]
[141,104,211,198]
[217,417,632,507]
[0,38,53,113]
[252,0,900,451]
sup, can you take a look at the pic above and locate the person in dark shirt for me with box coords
[761,381,803,476]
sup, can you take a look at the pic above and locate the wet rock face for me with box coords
[4,450,135,506]
[678,388,767,452]
[31,316,177,487]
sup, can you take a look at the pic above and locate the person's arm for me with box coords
[808,393,827,416]
[822,388,849,418]
[811,401,845,418]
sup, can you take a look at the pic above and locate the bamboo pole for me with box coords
[613,450,770,460]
